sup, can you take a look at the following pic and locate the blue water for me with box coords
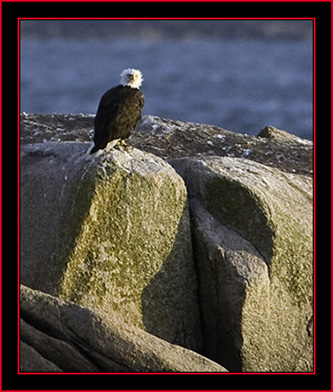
[20,38,313,139]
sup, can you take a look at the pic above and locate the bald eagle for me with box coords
[90,68,145,154]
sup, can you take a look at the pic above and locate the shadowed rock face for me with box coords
[171,156,313,372]
[19,114,313,373]
[20,285,227,373]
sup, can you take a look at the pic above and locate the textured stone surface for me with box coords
[20,113,313,176]
[19,114,313,372]
[171,156,313,372]
[20,142,201,351]
[20,285,227,373]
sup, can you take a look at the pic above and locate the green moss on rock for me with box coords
[172,156,313,371]
[20,142,202,351]
[206,176,274,263]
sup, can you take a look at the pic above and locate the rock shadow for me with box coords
[141,204,203,354]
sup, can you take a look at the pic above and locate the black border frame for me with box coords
[2,1,332,391]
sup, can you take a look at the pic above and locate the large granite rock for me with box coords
[171,156,313,372]
[20,285,227,373]
[19,113,313,373]
[20,142,202,352]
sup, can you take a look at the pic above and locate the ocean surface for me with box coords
[20,38,313,139]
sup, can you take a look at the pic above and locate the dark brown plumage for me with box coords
[90,69,144,154]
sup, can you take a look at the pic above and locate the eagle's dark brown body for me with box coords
[91,85,144,154]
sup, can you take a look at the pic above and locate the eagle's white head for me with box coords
[120,68,143,89]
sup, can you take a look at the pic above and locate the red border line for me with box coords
[0,1,2,389]
[5,0,332,2]
[312,16,316,376]
[17,17,316,377]
[331,1,333,388]
[17,15,21,378]
[18,16,316,20]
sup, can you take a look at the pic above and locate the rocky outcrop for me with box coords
[20,114,313,372]
[171,156,313,372]
[20,142,202,352]
[20,114,312,176]
[20,285,227,373]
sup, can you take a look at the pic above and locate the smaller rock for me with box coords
[20,285,228,373]
[258,125,312,145]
